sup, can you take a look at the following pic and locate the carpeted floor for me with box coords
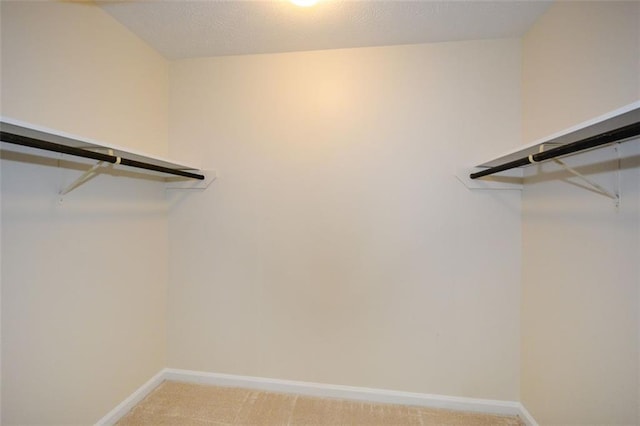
[116,381,524,425]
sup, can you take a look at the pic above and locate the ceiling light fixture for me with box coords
[290,0,319,7]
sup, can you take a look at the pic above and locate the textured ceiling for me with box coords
[98,0,552,59]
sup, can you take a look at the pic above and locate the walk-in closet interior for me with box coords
[1,1,639,425]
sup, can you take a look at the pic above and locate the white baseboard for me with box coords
[164,368,522,417]
[97,367,538,425]
[94,370,166,426]
[516,402,539,426]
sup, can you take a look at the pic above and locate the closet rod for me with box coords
[470,121,640,180]
[0,131,205,180]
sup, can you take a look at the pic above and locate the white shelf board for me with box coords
[457,101,640,190]
[475,101,640,169]
[0,116,202,174]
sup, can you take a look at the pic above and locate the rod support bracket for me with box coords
[59,149,117,196]
[165,169,216,190]
[552,156,620,206]
[456,167,523,190]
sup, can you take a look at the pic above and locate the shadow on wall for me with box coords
[0,148,173,217]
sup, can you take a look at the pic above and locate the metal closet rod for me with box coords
[470,121,640,180]
[0,131,205,180]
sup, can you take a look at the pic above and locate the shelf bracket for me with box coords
[539,144,620,207]
[60,149,120,196]
[541,143,620,207]
[552,158,618,202]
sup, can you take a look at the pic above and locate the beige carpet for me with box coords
[116,381,524,425]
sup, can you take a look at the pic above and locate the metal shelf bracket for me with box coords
[541,143,621,207]
[60,149,120,196]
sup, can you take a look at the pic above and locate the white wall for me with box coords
[167,39,523,400]
[522,1,640,144]
[0,1,169,157]
[1,2,169,424]
[521,2,640,424]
